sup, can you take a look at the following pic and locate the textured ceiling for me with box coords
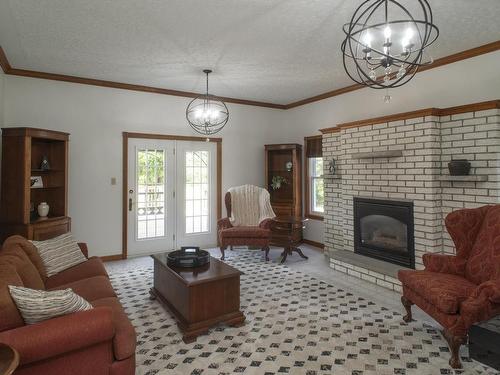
[0,0,499,105]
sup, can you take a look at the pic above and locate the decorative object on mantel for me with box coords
[271,175,287,190]
[40,155,50,171]
[328,159,336,174]
[37,202,50,218]
[186,69,229,138]
[351,150,403,159]
[448,159,471,176]
[341,0,439,90]
[285,161,293,172]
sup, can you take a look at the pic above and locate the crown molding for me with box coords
[1,40,499,110]
[320,100,500,134]
[285,40,500,109]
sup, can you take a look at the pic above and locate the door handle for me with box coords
[129,198,133,211]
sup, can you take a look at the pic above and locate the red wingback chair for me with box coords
[217,188,274,261]
[398,205,500,369]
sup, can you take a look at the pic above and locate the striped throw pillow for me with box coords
[31,233,86,277]
[8,285,92,324]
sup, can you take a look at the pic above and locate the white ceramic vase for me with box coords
[37,202,50,218]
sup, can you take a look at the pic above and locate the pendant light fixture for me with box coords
[341,0,439,89]
[186,69,229,136]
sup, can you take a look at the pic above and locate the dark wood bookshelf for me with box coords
[265,144,302,244]
[0,127,71,242]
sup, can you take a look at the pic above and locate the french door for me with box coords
[127,138,217,257]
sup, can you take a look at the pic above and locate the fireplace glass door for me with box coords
[354,198,414,268]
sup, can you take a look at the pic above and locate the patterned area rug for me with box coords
[109,251,498,375]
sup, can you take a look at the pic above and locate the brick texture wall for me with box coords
[323,108,500,270]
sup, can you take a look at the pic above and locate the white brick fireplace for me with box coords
[321,101,500,291]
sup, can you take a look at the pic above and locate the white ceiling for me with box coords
[0,0,499,105]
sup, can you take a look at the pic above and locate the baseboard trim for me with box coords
[100,254,124,262]
[301,239,324,249]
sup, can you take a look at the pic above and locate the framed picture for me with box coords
[30,176,44,188]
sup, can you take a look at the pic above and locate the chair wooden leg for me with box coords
[401,296,413,323]
[443,329,466,369]
[220,246,227,260]
[261,246,270,261]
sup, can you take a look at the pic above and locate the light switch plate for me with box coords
[111,177,117,185]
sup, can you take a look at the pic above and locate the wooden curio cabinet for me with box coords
[265,143,302,216]
[0,127,71,242]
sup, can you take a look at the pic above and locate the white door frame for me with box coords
[122,132,222,259]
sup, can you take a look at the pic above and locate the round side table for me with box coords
[271,216,309,263]
[0,344,19,375]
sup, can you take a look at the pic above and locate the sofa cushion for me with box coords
[91,297,136,361]
[31,233,87,277]
[3,235,47,281]
[0,265,25,331]
[220,226,270,238]
[49,276,116,302]
[0,245,45,290]
[465,205,500,285]
[9,286,93,325]
[398,270,477,314]
[45,257,109,289]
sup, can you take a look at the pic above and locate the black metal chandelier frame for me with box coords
[186,69,229,136]
[341,0,439,89]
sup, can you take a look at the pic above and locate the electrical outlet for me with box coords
[111,177,117,185]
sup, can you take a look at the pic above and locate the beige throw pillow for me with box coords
[31,233,86,277]
[8,285,92,324]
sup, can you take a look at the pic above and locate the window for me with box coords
[305,136,324,220]
[185,150,210,234]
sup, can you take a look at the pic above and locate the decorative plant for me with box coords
[271,175,287,190]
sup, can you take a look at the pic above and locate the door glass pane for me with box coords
[185,151,209,234]
[136,149,165,239]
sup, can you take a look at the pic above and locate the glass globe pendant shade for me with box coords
[186,70,229,136]
[341,0,439,89]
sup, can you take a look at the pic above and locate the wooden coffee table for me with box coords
[150,253,245,343]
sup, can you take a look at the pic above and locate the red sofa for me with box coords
[0,235,136,375]
[398,205,500,368]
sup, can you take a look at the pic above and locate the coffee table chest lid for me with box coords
[152,253,242,286]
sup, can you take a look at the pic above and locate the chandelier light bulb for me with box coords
[384,25,392,40]
[363,31,372,47]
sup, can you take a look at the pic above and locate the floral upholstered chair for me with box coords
[217,185,275,261]
[398,205,500,368]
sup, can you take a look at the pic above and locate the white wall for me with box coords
[2,51,499,252]
[283,51,500,244]
[2,76,284,256]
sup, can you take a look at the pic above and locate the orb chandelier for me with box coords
[186,69,229,136]
[341,0,439,89]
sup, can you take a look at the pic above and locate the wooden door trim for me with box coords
[122,132,222,259]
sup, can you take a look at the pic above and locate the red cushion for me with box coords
[220,226,270,239]
[91,297,136,361]
[49,276,116,302]
[398,270,477,314]
[45,257,109,289]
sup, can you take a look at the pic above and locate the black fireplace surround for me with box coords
[353,197,415,269]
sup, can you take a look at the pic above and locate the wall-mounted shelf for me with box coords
[438,175,488,182]
[351,150,403,159]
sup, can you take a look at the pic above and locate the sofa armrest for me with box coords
[217,218,232,231]
[422,253,466,275]
[77,242,89,259]
[259,218,274,230]
[0,307,114,366]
